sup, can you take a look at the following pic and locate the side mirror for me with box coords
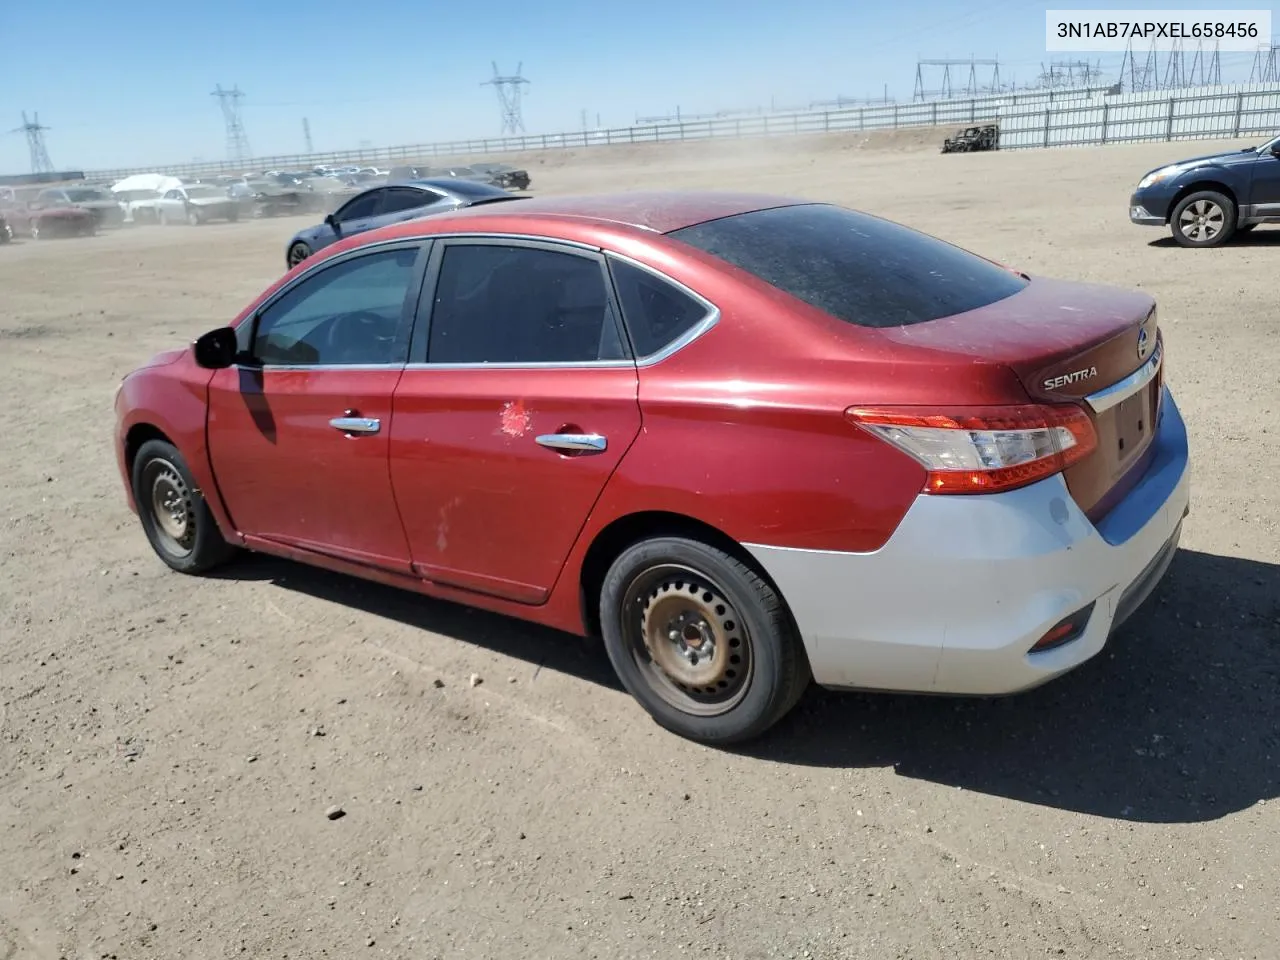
[324,213,339,231]
[1271,144,1280,158]
[193,326,239,369]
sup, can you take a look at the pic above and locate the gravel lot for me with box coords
[1,128,1277,960]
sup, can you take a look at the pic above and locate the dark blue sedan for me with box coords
[284,178,525,268]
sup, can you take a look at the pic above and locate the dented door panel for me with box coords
[388,368,642,604]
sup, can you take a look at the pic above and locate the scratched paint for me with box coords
[498,399,531,438]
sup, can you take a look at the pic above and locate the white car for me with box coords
[154,184,246,225]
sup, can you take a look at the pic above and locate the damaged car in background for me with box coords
[0,195,97,238]
[153,183,250,225]
[469,161,531,190]
[32,185,125,228]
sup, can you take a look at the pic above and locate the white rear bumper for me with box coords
[744,387,1191,696]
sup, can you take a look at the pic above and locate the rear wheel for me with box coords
[1170,190,1236,248]
[598,536,810,745]
[131,439,237,575]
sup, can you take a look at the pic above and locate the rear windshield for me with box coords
[668,203,1027,328]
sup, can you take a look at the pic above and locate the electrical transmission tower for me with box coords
[1249,41,1279,83]
[913,58,1003,100]
[481,62,530,135]
[1120,38,1222,92]
[11,112,54,174]
[1035,59,1104,89]
[303,117,314,153]
[211,84,252,164]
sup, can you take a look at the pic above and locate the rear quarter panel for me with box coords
[564,242,933,555]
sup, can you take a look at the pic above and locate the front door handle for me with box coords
[329,415,380,435]
[536,432,607,453]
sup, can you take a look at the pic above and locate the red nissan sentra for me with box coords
[113,192,1190,745]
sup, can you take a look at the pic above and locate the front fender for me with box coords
[114,356,241,544]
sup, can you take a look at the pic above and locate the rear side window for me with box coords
[607,257,710,358]
[668,203,1027,328]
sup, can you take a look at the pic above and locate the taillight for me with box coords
[844,403,1098,495]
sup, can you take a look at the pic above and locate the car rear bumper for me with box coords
[743,385,1190,697]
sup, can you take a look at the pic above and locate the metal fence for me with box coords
[999,83,1280,149]
[84,87,1114,182]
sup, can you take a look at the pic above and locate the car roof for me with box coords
[403,190,809,235]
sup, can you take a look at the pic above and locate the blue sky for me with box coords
[1,0,1275,172]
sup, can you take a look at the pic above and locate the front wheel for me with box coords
[131,439,238,575]
[598,536,811,745]
[1170,190,1236,248]
[286,241,311,269]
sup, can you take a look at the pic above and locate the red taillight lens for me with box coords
[845,403,1098,495]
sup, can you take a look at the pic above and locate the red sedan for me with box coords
[113,191,1190,745]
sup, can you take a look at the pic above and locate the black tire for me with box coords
[287,241,311,269]
[131,438,237,575]
[598,536,811,745]
[1170,190,1237,248]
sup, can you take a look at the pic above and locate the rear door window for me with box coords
[668,203,1027,328]
[607,257,712,358]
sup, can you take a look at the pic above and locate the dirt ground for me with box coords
[1,128,1278,960]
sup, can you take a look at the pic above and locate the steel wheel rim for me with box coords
[620,562,754,717]
[144,458,195,557]
[1179,200,1224,241]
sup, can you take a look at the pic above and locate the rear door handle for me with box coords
[329,416,380,435]
[535,433,607,453]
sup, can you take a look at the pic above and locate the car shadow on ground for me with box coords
[748,547,1280,824]
[218,547,1278,825]
[1148,229,1280,248]
[211,553,624,690]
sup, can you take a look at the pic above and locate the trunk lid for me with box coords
[874,275,1163,520]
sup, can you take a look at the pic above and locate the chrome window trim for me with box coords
[1083,338,1163,414]
[604,251,721,368]
[234,362,406,372]
[403,359,635,371]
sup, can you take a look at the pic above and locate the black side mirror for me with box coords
[193,326,239,369]
[1271,144,1280,158]
[325,213,339,231]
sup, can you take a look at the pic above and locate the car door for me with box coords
[389,237,642,604]
[330,189,385,240]
[158,189,185,220]
[206,239,430,570]
[1249,141,1280,215]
